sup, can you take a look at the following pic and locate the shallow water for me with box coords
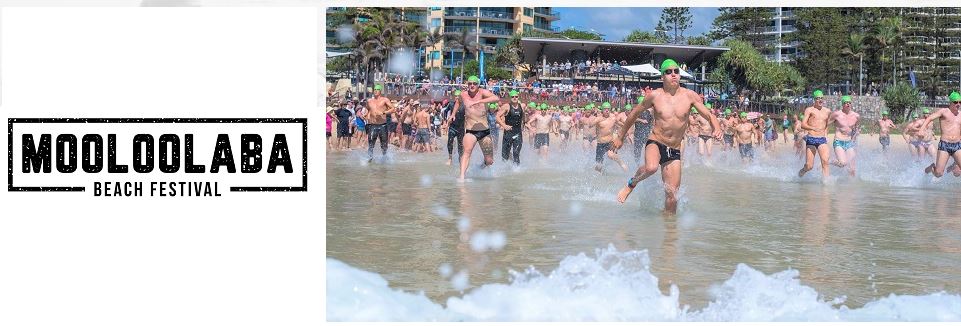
[326,135,961,320]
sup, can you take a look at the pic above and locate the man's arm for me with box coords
[800,109,814,131]
[480,89,501,105]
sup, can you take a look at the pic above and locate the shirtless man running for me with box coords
[830,95,861,176]
[798,90,833,180]
[558,109,574,148]
[590,107,629,173]
[695,104,716,159]
[362,84,398,161]
[458,75,502,181]
[733,112,763,163]
[611,59,721,214]
[877,111,897,153]
[526,105,554,160]
[413,103,433,153]
[913,91,961,178]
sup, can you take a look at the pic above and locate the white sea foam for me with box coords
[327,245,961,322]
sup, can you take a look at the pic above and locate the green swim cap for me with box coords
[454,89,462,96]
[740,112,748,118]
[842,95,852,103]
[488,103,498,109]
[950,91,961,102]
[690,106,697,113]
[602,102,611,109]
[660,59,679,74]
[705,103,713,108]
[637,96,645,104]
[923,108,931,114]
[509,90,519,97]
[625,104,632,109]
[374,84,383,91]
[882,111,889,115]
[813,89,824,98]
[528,101,536,107]
[540,103,548,109]
[725,108,732,114]
[467,75,480,83]
[913,113,919,118]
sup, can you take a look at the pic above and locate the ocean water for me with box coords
[326,135,961,321]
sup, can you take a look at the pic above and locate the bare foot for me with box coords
[798,168,808,177]
[619,162,629,172]
[924,163,935,174]
[953,166,961,177]
[593,165,603,173]
[616,186,634,203]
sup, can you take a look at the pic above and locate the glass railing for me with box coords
[754,26,778,33]
[445,10,477,17]
[782,26,797,32]
[479,10,513,20]
[479,27,512,36]
[780,10,793,17]
[533,9,560,18]
[533,25,559,32]
[444,26,477,34]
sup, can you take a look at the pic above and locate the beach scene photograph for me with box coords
[324,6,961,321]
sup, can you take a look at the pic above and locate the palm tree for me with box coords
[421,27,444,74]
[874,17,902,86]
[444,28,480,80]
[842,33,866,95]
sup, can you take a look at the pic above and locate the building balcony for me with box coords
[532,25,559,33]
[779,41,799,48]
[533,9,560,21]
[444,10,477,19]
[444,26,513,38]
[779,10,794,17]
[478,10,515,21]
[754,26,779,34]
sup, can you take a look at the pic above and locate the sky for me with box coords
[553,7,720,42]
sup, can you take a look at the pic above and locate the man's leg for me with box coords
[799,145,817,177]
[705,138,713,157]
[446,130,456,164]
[367,127,377,160]
[660,160,682,214]
[479,137,495,167]
[501,135,512,162]
[459,133,478,180]
[512,135,522,164]
[846,148,857,176]
[925,150,951,177]
[617,142,662,203]
[379,126,389,155]
[817,144,831,180]
[951,151,961,177]
[833,145,849,167]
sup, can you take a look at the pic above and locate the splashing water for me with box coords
[327,245,961,322]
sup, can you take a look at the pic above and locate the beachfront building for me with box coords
[901,7,961,92]
[755,7,799,64]
[426,7,559,70]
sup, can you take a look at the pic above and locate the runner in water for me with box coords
[877,111,897,153]
[631,96,655,163]
[590,106,629,173]
[527,103,554,160]
[363,84,398,161]
[793,112,807,157]
[413,102,432,153]
[829,95,861,176]
[558,108,574,148]
[496,90,525,165]
[733,112,762,163]
[798,89,832,180]
[458,76,501,181]
[445,90,465,166]
[695,104,715,159]
[913,91,961,178]
[611,59,721,214]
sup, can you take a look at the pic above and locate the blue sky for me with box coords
[553,8,720,42]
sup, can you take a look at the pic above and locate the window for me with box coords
[430,7,441,11]
[432,51,441,60]
[524,8,533,17]
[431,18,441,28]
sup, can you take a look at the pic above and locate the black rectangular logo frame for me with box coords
[8,118,307,192]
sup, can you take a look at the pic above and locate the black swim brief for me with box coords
[699,135,712,141]
[466,129,491,141]
[646,139,681,165]
[595,142,612,163]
